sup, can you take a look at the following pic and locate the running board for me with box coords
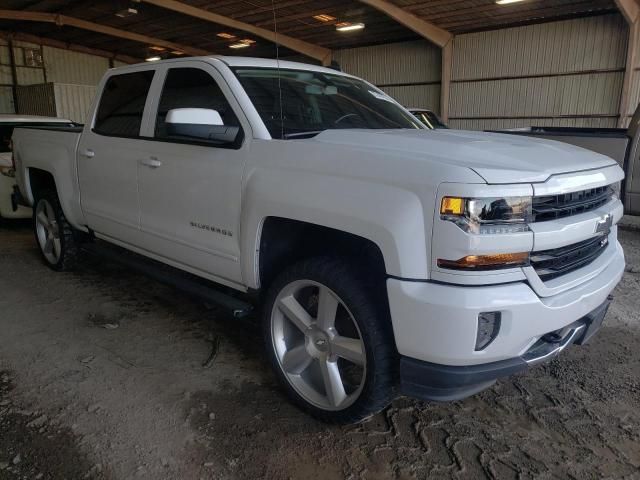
[81,242,254,318]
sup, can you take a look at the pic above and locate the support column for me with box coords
[7,35,19,114]
[617,0,640,127]
[440,39,453,123]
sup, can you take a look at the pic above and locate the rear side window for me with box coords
[154,68,240,139]
[94,71,154,137]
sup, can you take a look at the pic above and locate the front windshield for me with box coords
[233,67,423,139]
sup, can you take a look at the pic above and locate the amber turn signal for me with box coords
[440,197,464,215]
[438,252,530,271]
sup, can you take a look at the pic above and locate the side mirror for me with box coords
[165,108,241,145]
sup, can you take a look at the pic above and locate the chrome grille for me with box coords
[531,235,609,281]
[532,186,613,222]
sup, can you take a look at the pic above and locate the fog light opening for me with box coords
[475,312,501,351]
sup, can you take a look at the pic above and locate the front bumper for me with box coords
[387,239,624,400]
[387,240,624,366]
[399,297,612,401]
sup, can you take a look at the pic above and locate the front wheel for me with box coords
[33,189,79,271]
[263,257,397,424]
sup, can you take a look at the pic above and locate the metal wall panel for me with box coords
[16,66,45,85]
[450,72,623,117]
[450,116,619,130]
[335,40,441,84]
[0,66,12,85]
[0,46,9,66]
[453,14,627,80]
[0,86,14,113]
[382,84,441,110]
[53,83,97,123]
[334,40,442,112]
[450,14,629,130]
[15,83,55,117]
[43,46,109,85]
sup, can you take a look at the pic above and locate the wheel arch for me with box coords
[27,167,57,203]
[256,217,388,291]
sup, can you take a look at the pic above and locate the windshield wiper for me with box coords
[282,131,324,140]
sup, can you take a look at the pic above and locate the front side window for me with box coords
[94,70,155,137]
[155,68,240,140]
[233,67,422,139]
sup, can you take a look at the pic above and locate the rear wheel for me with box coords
[33,189,79,271]
[264,257,397,424]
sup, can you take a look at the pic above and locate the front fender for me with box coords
[240,168,429,289]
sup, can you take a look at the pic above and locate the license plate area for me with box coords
[574,295,612,345]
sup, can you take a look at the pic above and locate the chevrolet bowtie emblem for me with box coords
[595,213,613,235]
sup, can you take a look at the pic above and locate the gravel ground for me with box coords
[0,220,639,480]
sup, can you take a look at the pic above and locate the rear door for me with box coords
[77,68,155,246]
[136,62,249,287]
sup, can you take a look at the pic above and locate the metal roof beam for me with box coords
[0,30,140,64]
[0,9,210,57]
[140,0,333,65]
[355,0,453,47]
[615,0,639,23]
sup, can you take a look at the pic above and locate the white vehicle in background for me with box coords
[0,115,75,220]
[11,57,625,424]
[407,108,448,129]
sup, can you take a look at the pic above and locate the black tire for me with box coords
[33,189,79,271]
[263,256,397,424]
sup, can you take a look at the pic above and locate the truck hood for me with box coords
[312,129,618,184]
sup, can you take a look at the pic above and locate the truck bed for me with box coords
[12,126,85,227]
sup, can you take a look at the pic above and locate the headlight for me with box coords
[611,181,622,199]
[440,196,532,234]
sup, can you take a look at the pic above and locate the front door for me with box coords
[77,69,155,246]
[137,63,248,286]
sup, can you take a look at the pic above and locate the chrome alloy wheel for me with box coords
[35,199,62,265]
[271,280,367,411]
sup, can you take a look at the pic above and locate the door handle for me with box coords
[140,157,162,168]
[82,149,95,158]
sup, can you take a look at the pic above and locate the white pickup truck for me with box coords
[12,57,625,424]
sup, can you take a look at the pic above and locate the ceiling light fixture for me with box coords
[145,55,161,61]
[229,42,250,49]
[335,22,365,32]
[217,32,236,39]
[149,46,166,51]
[115,7,138,18]
[313,14,336,22]
[495,0,526,4]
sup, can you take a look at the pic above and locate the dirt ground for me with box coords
[0,220,639,480]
